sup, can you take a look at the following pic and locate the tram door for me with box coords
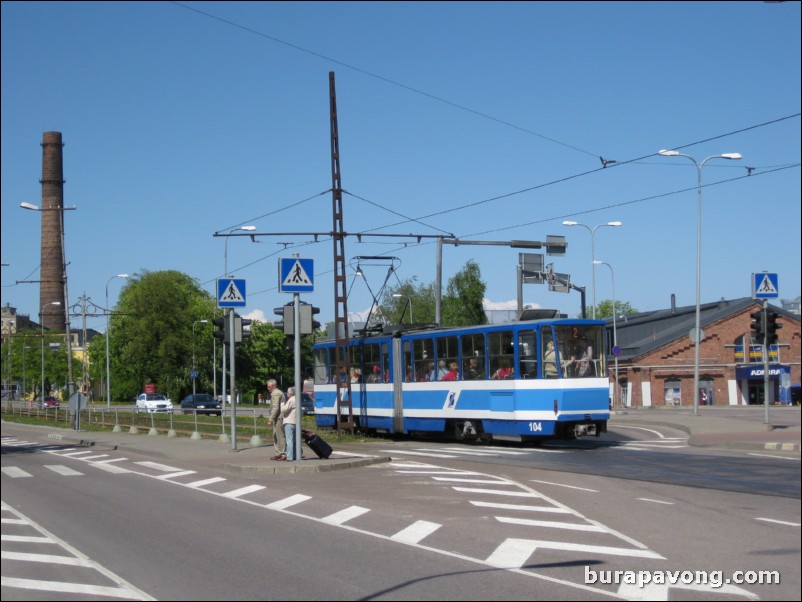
[392,338,404,433]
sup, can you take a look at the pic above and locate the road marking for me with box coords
[1,550,92,566]
[80,454,111,461]
[156,470,197,480]
[637,498,675,505]
[452,486,541,497]
[321,505,370,525]
[379,450,460,458]
[495,516,606,532]
[2,535,55,543]
[90,462,130,474]
[1,577,151,599]
[470,500,571,514]
[57,451,95,457]
[134,461,183,472]
[44,465,84,476]
[530,479,598,492]
[186,477,227,489]
[756,517,801,527]
[432,476,511,484]
[1,467,32,478]
[391,520,441,544]
[485,538,664,568]
[92,458,127,464]
[265,494,311,510]
[221,484,265,499]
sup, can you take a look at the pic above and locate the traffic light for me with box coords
[213,317,228,343]
[273,305,293,335]
[240,317,252,341]
[299,303,321,334]
[749,309,764,342]
[766,310,782,345]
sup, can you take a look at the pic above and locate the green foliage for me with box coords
[1,329,68,399]
[594,299,639,319]
[103,270,215,402]
[381,260,487,327]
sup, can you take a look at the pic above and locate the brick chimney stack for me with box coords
[39,131,66,332]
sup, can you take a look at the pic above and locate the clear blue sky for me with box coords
[2,1,800,329]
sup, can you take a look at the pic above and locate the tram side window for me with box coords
[489,330,514,379]
[412,338,434,382]
[461,333,486,380]
[436,336,459,380]
[518,331,537,379]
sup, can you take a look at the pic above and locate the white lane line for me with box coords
[2,535,55,543]
[1,551,92,566]
[495,516,606,532]
[395,470,482,475]
[134,461,183,472]
[44,465,84,476]
[156,470,197,480]
[222,485,266,499]
[1,518,28,525]
[637,498,675,505]
[432,477,512,484]
[321,505,370,526]
[1,577,149,599]
[470,501,571,514]
[80,454,111,461]
[391,520,441,544]
[57,451,95,457]
[90,462,130,474]
[186,477,227,489]
[452,487,541,497]
[756,517,801,527]
[530,479,598,492]
[485,538,664,569]
[92,458,128,464]
[1,467,32,478]
[379,450,460,458]
[265,494,311,510]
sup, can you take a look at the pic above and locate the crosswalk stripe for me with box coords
[186,477,227,489]
[1,467,32,478]
[391,520,441,544]
[44,465,84,476]
[134,461,183,472]
[222,485,265,499]
[495,516,606,532]
[265,494,311,510]
[321,506,370,525]
[1,551,91,566]
[470,500,570,514]
[156,471,197,480]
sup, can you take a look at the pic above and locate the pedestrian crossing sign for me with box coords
[217,278,247,307]
[752,272,779,299]
[279,258,314,293]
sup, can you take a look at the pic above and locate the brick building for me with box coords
[607,296,800,407]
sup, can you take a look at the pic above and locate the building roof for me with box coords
[605,297,799,362]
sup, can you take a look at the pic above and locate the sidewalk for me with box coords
[4,406,799,478]
[610,406,801,453]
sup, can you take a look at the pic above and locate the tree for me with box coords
[381,260,487,327]
[94,270,216,403]
[442,260,487,327]
[594,299,639,319]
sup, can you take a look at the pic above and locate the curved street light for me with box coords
[594,260,619,407]
[658,150,741,415]
[192,320,208,395]
[223,225,256,278]
[105,274,128,407]
[562,221,622,318]
[40,301,61,401]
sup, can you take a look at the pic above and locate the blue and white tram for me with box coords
[311,317,610,442]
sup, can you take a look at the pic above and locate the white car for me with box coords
[135,393,174,413]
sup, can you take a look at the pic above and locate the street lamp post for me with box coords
[594,260,619,407]
[105,274,128,408]
[562,221,622,318]
[658,150,741,415]
[22,345,31,398]
[40,301,61,401]
[392,293,413,323]
[192,320,208,395]
[223,226,256,278]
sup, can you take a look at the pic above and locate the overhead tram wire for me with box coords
[171,1,600,160]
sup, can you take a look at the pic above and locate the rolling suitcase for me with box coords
[302,429,333,459]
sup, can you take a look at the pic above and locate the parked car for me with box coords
[135,393,173,413]
[39,396,59,408]
[300,392,315,416]
[180,393,222,416]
